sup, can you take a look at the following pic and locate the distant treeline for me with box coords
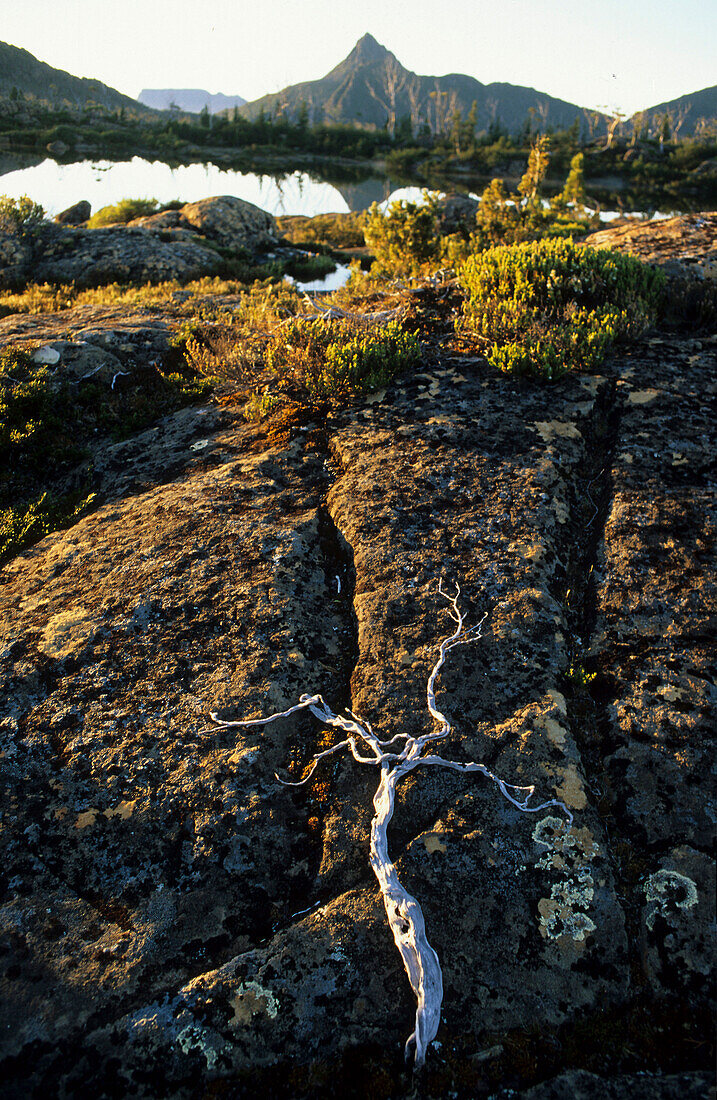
[0,93,715,206]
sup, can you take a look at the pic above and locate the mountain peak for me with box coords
[347,33,392,66]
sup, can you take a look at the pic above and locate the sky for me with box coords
[2,0,715,118]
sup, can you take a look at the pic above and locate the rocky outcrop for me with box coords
[0,195,280,289]
[179,195,278,253]
[434,192,480,236]
[585,212,717,279]
[54,199,91,226]
[0,215,714,1096]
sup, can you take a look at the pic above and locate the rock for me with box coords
[0,231,32,288]
[522,1069,714,1099]
[0,276,714,1094]
[25,223,223,289]
[434,192,480,236]
[54,199,91,226]
[46,139,69,156]
[585,212,717,279]
[640,846,715,999]
[180,195,278,252]
[0,197,281,289]
[31,345,61,365]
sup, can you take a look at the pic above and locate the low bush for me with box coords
[0,341,212,561]
[265,317,420,400]
[363,193,442,276]
[276,212,365,250]
[0,194,45,235]
[87,197,159,227]
[457,237,665,379]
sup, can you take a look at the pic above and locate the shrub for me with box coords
[363,193,442,276]
[276,212,365,250]
[0,194,45,235]
[87,197,159,227]
[457,237,665,379]
[266,317,421,400]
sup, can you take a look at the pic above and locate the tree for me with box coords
[560,152,587,208]
[211,583,572,1067]
[462,100,478,152]
[406,75,423,134]
[518,134,551,210]
[450,107,463,154]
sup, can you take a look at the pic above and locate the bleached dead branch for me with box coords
[301,295,405,324]
[211,581,572,1067]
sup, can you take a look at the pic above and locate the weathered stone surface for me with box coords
[435,192,480,236]
[0,196,280,289]
[521,1069,714,1099]
[591,336,717,854]
[0,230,31,286]
[0,242,713,1094]
[180,195,278,253]
[30,223,222,288]
[585,212,717,279]
[54,199,91,226]
[640,846,715,999]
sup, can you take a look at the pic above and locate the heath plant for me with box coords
[457,237,665,379]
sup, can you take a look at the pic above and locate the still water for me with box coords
[0,155,682,224]
[0,156,399,217]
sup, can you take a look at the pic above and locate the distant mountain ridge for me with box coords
[139,89,247,114]
[239,33,594,134]
[630,85,717,138]
[0,40,151,114]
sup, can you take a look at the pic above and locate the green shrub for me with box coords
[266,317,421,400]
[276,212,365,250]
[244,387,280,421]
[457,237,665,379]
[363,193,442,276]
[1,489,96,563]
[0,194,45,235]
[87,197,159,227]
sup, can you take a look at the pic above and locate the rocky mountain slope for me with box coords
[239,33,593,134]
[0,221,714,1098]
[631,84,717,138]
[0,40,152,115]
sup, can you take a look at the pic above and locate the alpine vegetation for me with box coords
[211,582,573,1067]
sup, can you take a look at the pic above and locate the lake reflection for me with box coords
[0,156,403,217]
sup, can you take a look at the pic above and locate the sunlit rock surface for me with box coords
[0,224,714,1097]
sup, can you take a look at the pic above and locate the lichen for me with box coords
[229,978,280,1024]
[176,1023,227,1068]
[534,817,599,943]
[644,869,699,930]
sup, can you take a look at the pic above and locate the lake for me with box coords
[0,156,689,222]
[0,156,404,217]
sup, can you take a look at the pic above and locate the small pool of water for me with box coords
[288,263,353,293]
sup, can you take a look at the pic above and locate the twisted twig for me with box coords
[211,581,572,1067]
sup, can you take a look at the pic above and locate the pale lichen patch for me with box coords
[533,420,582,442]
[627,388,660,405]
[534,818,599,945]
[547,689,567,715]
[40,607,99,659]
[644,869,699,931]
[228,979,279,1025]
[554,763,587,810]
[176,1023,227,1068]
[423,833,448,854]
